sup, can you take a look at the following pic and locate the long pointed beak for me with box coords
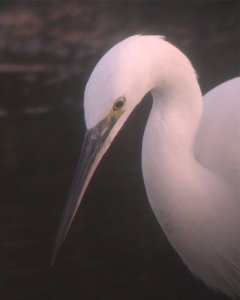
[51,113,118,265]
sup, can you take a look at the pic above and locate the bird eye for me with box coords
[113,97,126,111]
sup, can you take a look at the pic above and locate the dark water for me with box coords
[0,2,239,300]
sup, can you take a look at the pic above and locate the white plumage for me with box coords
[53,35,240,298]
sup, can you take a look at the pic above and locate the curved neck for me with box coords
[132,39,203,160]
[150,72,202,158]
[141,51,203,205]
[145,43,203,159]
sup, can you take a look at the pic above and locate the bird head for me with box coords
[52,35,165,263]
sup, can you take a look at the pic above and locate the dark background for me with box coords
[0,1,239,300]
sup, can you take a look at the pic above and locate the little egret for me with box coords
[52,35,240,298]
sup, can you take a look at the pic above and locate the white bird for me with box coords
[52,35,240,298]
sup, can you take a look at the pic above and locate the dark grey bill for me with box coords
[51,115,117,265]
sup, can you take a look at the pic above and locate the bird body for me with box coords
[53,35,240,298]
[142,76,239,297]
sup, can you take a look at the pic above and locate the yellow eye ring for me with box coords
[113,97,126,111]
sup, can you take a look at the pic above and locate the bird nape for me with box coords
[52,35,240,298]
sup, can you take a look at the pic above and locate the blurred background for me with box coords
[0,1,239,299]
